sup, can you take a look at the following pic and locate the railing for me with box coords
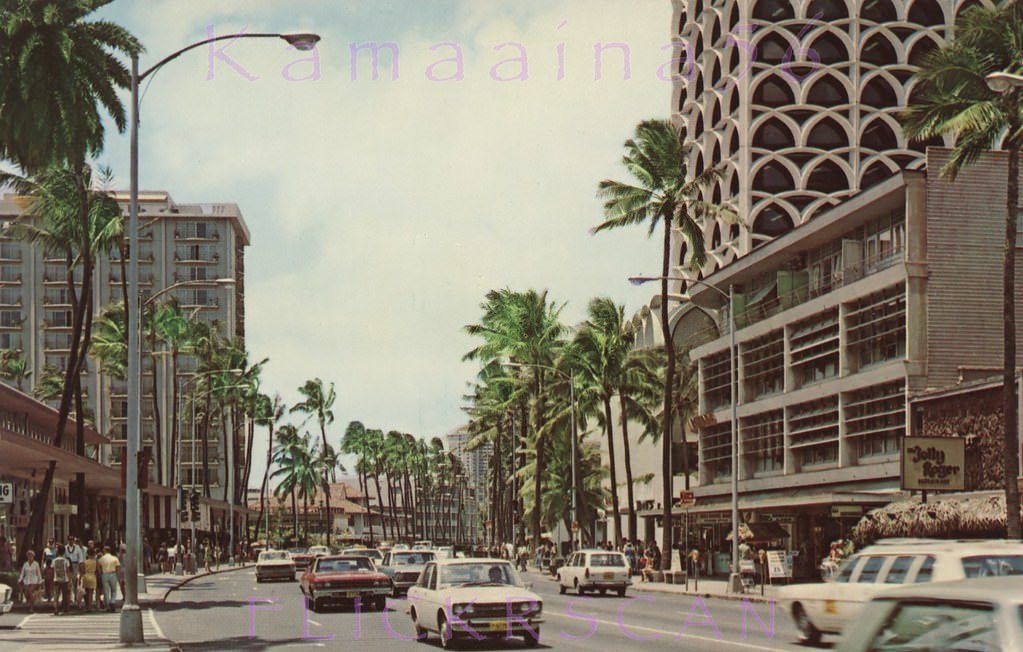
[704,249,906,338]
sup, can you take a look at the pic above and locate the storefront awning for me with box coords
[636,489,902,518]
[726,521,790,542]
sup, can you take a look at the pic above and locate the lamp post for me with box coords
[986,71,1023,93]
[506,362,580,551]
[629,275,741,593]
[123,31,319,643]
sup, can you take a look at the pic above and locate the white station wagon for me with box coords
[778,538,1023,645]
[557,549,632,596]
[407,558,543,648]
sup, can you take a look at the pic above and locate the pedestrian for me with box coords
[81,547,97,611]
[649,542,662,570]
[18,550,42,613]
[157,543,168,573]
[624,541,636,571]
[203,540,212,573]
[93,549,104,609]
[117,545,126,600]
[51,544,70,615]
[98,546,120,612]
[143,538,153,575]
[66,536,84,608]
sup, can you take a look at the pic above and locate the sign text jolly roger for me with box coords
[901,436,966,491]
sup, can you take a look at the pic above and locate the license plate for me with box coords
[604,572,614,580]
[344,592,359,599]
[824,600,837,614]
[488,621,506,632]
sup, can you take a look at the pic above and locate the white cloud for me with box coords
[97,0,671,485]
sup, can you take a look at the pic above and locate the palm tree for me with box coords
[272,424,305,541]
[0,350,31,390]
[341,421,375,544]
[254,393,285,544]
[291,379,337,545]
[0,0,142,172]
[366,428,390,539]
[464,288,565,551]
[901,2,1023,539]
[32,365,65,402]
[151,299,190,485]
[618,346,662,542]
[595,119,732,567]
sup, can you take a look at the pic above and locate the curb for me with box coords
[154,563,255,604]
[630,583,777,603]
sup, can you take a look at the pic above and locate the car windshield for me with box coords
[316,558,374,573]
[393,552,435,565]
[258,551,289,562]
[865,601,1000,652]
[288,548,308,555]
[590,553,627,567]
[439,562,522,588]
[961,555,1023,577]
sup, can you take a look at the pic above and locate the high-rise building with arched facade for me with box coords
[670,0,987,280]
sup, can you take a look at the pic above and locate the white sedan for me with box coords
[255,550,296,583]
[0,582,11,616]
[407,558,543,648]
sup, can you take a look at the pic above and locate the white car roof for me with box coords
[857,539,1023,554]
[872,576,1023,605]
[432,557,510,566]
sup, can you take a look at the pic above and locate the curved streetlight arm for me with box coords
[629,275,729,301]
[142,278,235,307]
[138,32,319,81]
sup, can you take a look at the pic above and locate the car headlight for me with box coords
[516,601,539,614]
[453,603,475,616]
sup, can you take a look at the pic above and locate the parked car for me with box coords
[299,555,392,612]
[557,549,632,596]
[380,550,436,596]
[406,558,543,648]
[392,543,410,552]
[255,550,296,583]
[342,547,383,564]
[778,538,1023,645]
[412,540,432,550]
[835,576,1023,652]
[434,546,455,560]
[0,582,11,616]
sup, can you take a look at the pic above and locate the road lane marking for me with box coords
[147,609,167,640]
[544,610,786,652]
[307,618,323,627]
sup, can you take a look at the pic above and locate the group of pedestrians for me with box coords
[14,537,123,614]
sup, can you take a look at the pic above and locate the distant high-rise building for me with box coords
[447,425,491,493]
[0,190,248,501]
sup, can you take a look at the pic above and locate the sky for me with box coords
[94,0,672,487]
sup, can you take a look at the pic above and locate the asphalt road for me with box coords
[152,568,814,651]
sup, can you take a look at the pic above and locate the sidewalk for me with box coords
[0,563,253,651]
[528,566,778,603]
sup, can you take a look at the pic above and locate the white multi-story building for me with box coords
[0,191,248,510]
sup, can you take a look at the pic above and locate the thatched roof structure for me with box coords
[850,492,1018,547]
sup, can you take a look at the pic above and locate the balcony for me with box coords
[713,249,905,337]
[174,227,219,241]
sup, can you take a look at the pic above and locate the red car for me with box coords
[289,547,314,570]
[299,555,392,612]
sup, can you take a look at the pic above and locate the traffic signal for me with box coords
[178,487,189,522]
[190,491,200,514]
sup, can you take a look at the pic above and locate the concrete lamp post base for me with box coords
[137,573,148,595]
[174,562,183,576]
[119,604,145,644]
[727,572,744,594]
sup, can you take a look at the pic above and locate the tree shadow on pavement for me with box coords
[173,635,329,650]
[152,599,261,611]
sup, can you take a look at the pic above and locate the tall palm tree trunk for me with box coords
[256,424,273,543]
[291,487,298,540]
[1006,140,1022,540]
[659,211,676,570]
[620,392,638,543]
[603,396,622,547]
[371,470,387,541]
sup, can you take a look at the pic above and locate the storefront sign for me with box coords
[678,491,696,508]
[831,505,863,518]
[902,437,965,491]
[689,413,717,430]
[53,503,78,515]
[0,483,12,504]
[766,550,791,578]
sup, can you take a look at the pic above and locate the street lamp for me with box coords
[506,362,580,552]
[986,71,1023,93]
[123,32,319,643]
[629,275,741,593]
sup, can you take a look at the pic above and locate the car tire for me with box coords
[559,582,566,595]
[793,604,821,646]
[599,589,607,596]
[374,596,386,612]
[256,576,262,583]
[438,613,457,649]
[411,607,427,642]
[523,627,540,648]
[617,588,626,598]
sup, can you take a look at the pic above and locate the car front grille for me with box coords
[396,571,420,582]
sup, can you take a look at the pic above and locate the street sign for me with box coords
[0,483,12,504]
[766,551,791,578]
[678,491,696,508]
